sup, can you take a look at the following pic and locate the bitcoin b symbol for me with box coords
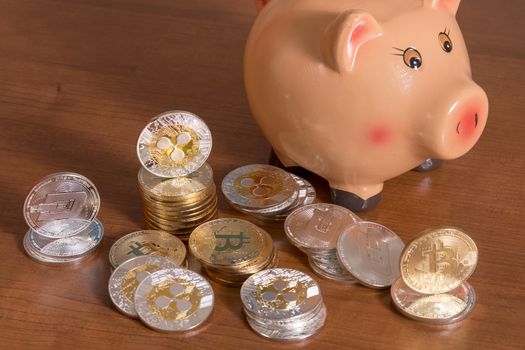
[214,227,250,252]
[417,239,458,274]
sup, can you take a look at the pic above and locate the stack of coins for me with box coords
[391,227,478,324]
[137,111,217,239]
[336,221,405,288]
[109,262,214,332]
[109,230,188,270]
[222,164,316,223]
[189,218,277,286]
[285,203,360,282]
[22,172,104,265]
[240,268,326,340]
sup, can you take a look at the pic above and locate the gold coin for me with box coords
[400,227,478,294]
[142,194,217,217]
[109,230,187,268]
[189,218,272,267]
[139,184,215,205]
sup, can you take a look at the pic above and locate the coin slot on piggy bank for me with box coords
[246,0,488,211]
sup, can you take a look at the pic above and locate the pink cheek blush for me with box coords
[368,125,393,145]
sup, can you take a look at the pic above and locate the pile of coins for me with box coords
[109,258,214,332]
[137,111,218,239]
[222,164,316,223]
[22,172,104,265]
[285,203,360,282]
[189,218,278,286]
[240,268,326,340]
[108,230,214,332]
[391,227,478,324]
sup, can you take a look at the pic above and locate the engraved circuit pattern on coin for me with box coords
[337,221,405,288]
[134,268,214,331]
[222,164,297,209]
[29,218,104,258]
[23,172,100,238]
[137,111,212,178]
[241,268,322,320]
[400,227,478,294]
[189,218,269,266]
[390,278,476,324]
[108,256,181,318]
[109,230,187,268]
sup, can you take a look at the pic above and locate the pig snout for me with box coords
[421,82,489,160]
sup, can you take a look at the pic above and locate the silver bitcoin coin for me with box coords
[134,268,214,332]
[337,221,405,288]
[108,256,182,318]
[137,111,212,178]
[23,172,100,238]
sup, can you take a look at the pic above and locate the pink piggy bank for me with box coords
[244,0,488,211]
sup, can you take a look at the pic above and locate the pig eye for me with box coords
[402,48,422,70]
[439,29,453,52]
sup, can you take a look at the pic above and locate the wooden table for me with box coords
[1,1,523,349]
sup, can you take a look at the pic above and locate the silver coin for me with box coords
[391,278,476,324]
[137,111,212,178]
[23,172,100,238]
[138,162,213,198]
[240,268,322,321]
[285,203,360,252]
[308,256,356,283]
[337,221,405,288]
[23,231,92,265]
[108,256,182,318]
[134,268,214,332]
[222,164,298,210]
[245,302,326,341]
[28,218,104,258]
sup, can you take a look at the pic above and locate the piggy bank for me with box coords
[244,0,488,211]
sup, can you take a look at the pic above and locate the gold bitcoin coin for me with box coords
[400,227,478,294]
[109,230,187,268]
[189,218,271,267]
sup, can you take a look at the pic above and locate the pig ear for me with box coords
[424,0,461,16]
[321,10,382,73]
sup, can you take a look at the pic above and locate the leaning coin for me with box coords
[29,218,104,258]
[134,268,214,332]
[390,278,476,324]
[108,255,182,318]
[23,172,100,238]
[400,227,478,294]
[222,164,298,210]
[109,230,186,269]
[337,221,404,288]
[285,203,360,252]
[137,111,212,178]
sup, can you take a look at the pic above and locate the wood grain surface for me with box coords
[0,0,524,349]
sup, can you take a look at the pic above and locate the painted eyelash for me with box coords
[443,27,451,35]
[392,47,404,56]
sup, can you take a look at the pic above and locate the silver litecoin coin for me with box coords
[240,268,323,321]
[390,278,476,324]
[134,268,214,332]
[108,256,182,318]
[28,218,104,258]
[23,172,100,238]
[337,221,405,288]
[137,111,212,178]
[221,164,298,210]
